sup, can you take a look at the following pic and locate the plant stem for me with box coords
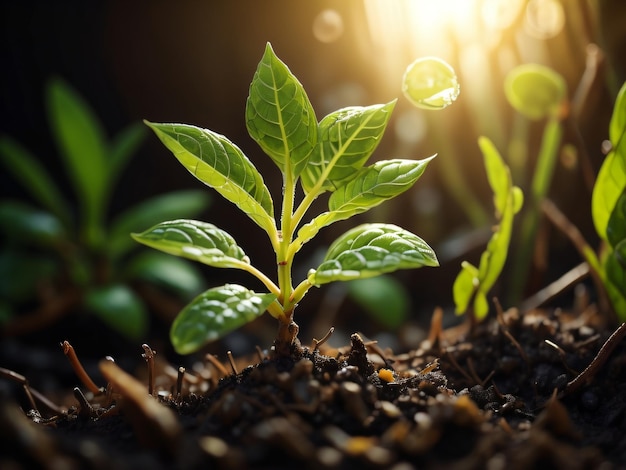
[509,115,563,304]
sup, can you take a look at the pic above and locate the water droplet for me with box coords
[402,57,460,110]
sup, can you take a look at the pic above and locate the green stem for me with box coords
[509,116,563,303]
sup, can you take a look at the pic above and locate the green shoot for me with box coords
[453,137,524,320]
[134,43,438,355]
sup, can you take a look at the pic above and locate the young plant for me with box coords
[453,137,524,320]
[133,43,438,356]
[0,78,210,338]
[503,64,567,303]
[588,81,626,318]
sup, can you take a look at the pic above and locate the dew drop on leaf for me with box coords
[402,57,460,110]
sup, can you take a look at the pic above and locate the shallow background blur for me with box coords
[1,0,625,356]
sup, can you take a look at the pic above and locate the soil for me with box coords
[1,305,626,470]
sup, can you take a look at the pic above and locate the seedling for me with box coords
[588,82,626,318]
[0,78,210,338]
[453,137,524,320]
[133,43,438,355]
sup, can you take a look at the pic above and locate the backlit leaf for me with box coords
[109,189,210,258]
[132,219,249,269]
[301,101,396,194]
[145,122,275,235]
[504,64,566,120]
[298,157,434,244]
[245,43,317,179]
[308,223,438,285]
[592,82,626,241]
[170,284,276,354]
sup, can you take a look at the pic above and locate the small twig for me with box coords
[426,307,443,350]
[312,326,335,352]
[562,322,626,397]
[176,367,185,399]
[61,341,101,395]
[73,387,94,419]
[226,351,238,375]
[205,354,230,377]
[141,344,156,396]
[255,345,267,362]
[444,348,475,384]
[364,339,393,369]
[0,367,37,411]
[466,357,486,386]
[520,261,591,312]
[541,198,612,316]
[544,340,579,376]
[494,298,530,367]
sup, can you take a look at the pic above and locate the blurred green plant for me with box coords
[453,137,524,320]
[587,81,626,319]
[0,78,210,339]
[504,64,567,303]
[133,43,438,356]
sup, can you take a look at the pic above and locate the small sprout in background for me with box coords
[503,64,567,304]
[453,137,524,321]
[402,57,460,110]
[134,43,439,356]
[0,78,210,339]
[504,64,567,121]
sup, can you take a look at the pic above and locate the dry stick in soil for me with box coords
[141,344,156,396]
[561,321,626,397]
[541,198,612,317]
[0,367,66,415]
[61,340,101,395]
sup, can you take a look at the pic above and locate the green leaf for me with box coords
[604,252,626,319]
[504,64,567,120]
[0,135,72,228]
[452,261,479,314]
[301,101,396,194]
[145,121,275,235]
[298,157,434,244]
[593,82,626,241]
[454,138,523,320]
[109,189,210,258]
[607,189,626,249]
[308,223,438,285]
[84,284,148,340]
[0,201,66,246]
[132,219,250,269]
[125,251,206,300]
[610,81,626,145]
[0,250,58,302]
[170,284,276,354]
[47,77,108,245]
[109,122,147,184]
[245,42,317,179]
[479,136,509,217]
[348,275,410,329]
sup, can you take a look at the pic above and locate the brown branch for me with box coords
[61,341,101,395]
[562,322,626,397]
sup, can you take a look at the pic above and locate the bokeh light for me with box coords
[312,9,344,43]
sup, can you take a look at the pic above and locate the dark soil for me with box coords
[2,306,626,470]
